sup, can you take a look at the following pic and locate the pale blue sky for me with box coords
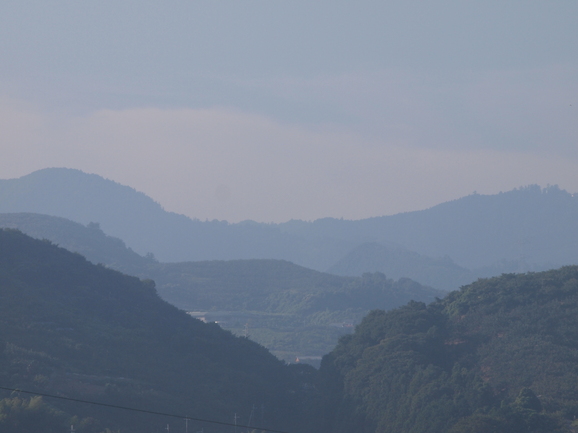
[1,1,577,222]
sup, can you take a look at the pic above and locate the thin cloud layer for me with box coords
[1,101,577,223]
[1,2,577,221]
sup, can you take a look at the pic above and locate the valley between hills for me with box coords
[2,168,578,432]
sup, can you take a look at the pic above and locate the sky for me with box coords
[1,1,577,223]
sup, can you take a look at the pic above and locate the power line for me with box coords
[0,385,289,433]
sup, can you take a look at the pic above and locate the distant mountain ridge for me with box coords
[0,168,353,268]
[327,242,476,288]
[0,212,444,362]
[0,212,151,274]
[285,184,578,270]
[326,241,555,288]
[1,168,577,291]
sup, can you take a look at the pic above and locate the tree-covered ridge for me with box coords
[318,267,578,433]
[151,262,442,362]
[0,228,312,433]
[6,227,578,432]
[0,213,151,274]
[0,213,444,363]
[151,260,439,315]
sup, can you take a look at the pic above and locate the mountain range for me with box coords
[2,168,577,291]
[0,212,443,363]
[2,168,578,432]
[4,226,578,432]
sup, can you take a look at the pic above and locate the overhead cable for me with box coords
[0,385,289,433]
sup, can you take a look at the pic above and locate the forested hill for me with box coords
[317,266,578,433]
[0,212,151,274]
[0,229,314,433]
[6,227,578,432]
[0,213,444,363]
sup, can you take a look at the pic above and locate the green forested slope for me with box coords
[317,267,578,433]
[0,213,444,363]
[150,261,442,362]
[6,225,578,433]
[0,229,313,433]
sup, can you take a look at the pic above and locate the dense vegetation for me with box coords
[317,266,578,433]
[0,229,314,433]
[4,227,578,432]
[0,213,443,363]
[152,262,441,362]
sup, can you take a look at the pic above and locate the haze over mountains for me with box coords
[5,227,578,432]
[0,212,443,364]
[4,168,578,432]
[3,1,577,431]
[1,168,577,291]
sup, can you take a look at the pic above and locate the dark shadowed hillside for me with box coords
[317,266,578,433]
[5,227,578,432]
[0,213,444,364]
[0,229,314,433]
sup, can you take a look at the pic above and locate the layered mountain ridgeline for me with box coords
[327,242,476,289]
[0,211,548,293]
[317,266,578,433]
[327,242,552,290]
[0,168,353,269]
[280,184,578,271]
[0,229,315,433]
[3,169,577,290]
[6,228,578,433]
[0,214,444,364]
[0,213,152,274]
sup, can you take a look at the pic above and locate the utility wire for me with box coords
[0,385,289,433]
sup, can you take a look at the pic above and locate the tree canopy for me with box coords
[317,267,578,433]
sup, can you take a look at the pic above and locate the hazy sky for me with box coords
[1,1,577,222]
